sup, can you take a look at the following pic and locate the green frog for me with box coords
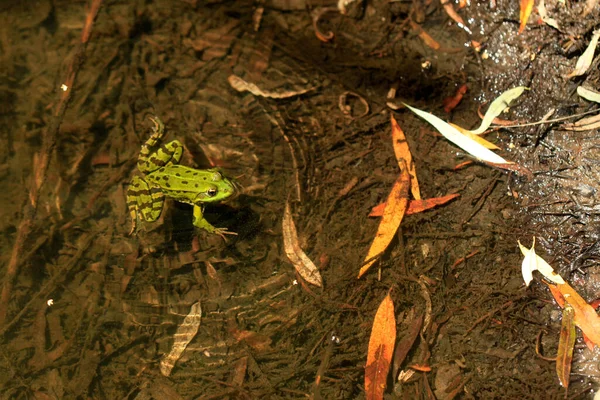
[127,117,236,238]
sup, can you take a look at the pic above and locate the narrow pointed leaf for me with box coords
[567,30,600,78]
[283,202,323,287]
[369,194,460,217]
[470,87,527,134]
[577,86,600,103]
[365,293,396,400]
[519,0,535,34]
[359,166,410,278]
[404,103,510,164]
[391,115,420,199]
[556,305,575,388]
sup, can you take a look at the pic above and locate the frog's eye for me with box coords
[206,187,218,197]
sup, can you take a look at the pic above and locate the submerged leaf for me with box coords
[160,302,202,376]
[359,165,410,278]
[519,0,535,34]
[391,116,420,199]
[283,202,323,287]
[577,86,600,103]
[556,305,575,388]
[470,87,527,134]
[404,103,510,164]
[567,30,600,78]
[365,293,396,400]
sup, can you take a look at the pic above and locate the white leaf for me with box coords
[518,239,565,286]
[403,103,510,164]
[567,30,600,78]
[577,86,600,103]
[469,87,527,135]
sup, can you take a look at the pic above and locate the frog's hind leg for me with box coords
[137,117,184,173]
[127,176,165,234]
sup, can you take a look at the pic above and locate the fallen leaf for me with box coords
[404,103,511,164]
[391,115,420,199]
[160,302,202,376]
[556,305,575,388]
[566,30,600,78]
[392,313,424,379]
[228,75,314,99]
[369,194,459,217]
[519,0,535,34]
[518,239,565,286]
[449,123,500,150]
[358,166,410,278]
[442,1,465,26]
[548,282,600,347]
[283,202,323,287]
[470,87,527,134]
[538,0,561,30]
[577,86,600,103]
[365,293,396,400]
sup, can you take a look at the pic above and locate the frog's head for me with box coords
[194,169,236,203]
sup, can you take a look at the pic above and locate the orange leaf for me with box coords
[369,194,459,217]
[409,364,432,372]
[548,282,600,346]
[365,293,396,400]
[391,115,420,199]
[519,0,535,34]
[359,166,410,278]
[556,305,575,388]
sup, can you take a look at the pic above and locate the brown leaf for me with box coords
[392,313,424,379]
[556,305,575,388]
[369,194,459,217]
[283,202,323,287]
[443,84,468,113]
[519,0,535,34]
[365,293,397,400]
[391,115,420,199]
[359,166,410,278]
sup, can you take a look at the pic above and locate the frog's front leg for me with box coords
[127,176,165,234]
[192,205,237,239]
[137,117,184,173]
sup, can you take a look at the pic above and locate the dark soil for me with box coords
[1,0,600,398]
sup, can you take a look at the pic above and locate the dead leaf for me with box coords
[519,0,535,34]
[358,165,410,278]
[228,75,314,99]
[566,29,600,78]
[160,302,202,376]
[556,305,575,388]
[392,313,424,379]
[548,283,600,347]
[391,115,420,199]
[365,293,396,400]
[449,123,500,150]
[369,194,459,217]
[283,202,323,287]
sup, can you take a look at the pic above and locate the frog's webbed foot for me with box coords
[192,205,235,240]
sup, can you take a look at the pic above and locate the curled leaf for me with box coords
[518,238,565,286]
[391,116,420,199]
[283,202,323,287]
[470,87,527,135]
[566,30,600,79]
